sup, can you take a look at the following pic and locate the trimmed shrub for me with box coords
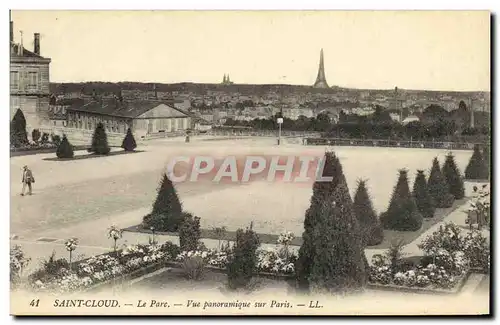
[483,145,490,177]
[442,152,465,200]
[465,145,489,180]
[31,129,41,143]
[296,151,340,292]
[56,135,74,159]
[353,179,384,246]
[10,109,28,147]
[40,132,50,144]
[121,127,137,151]
[90,122,111,155]
[381,169,423,231]
[142,173,184,232]
[309,181,368,294]
[227,225,260,291]
[428,158,454,208]
[51,134,61,146]
[179,213,201,252]
[412,170,435,218]
[182,256,205,281]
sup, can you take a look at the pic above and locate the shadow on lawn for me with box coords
[42,150,145,161]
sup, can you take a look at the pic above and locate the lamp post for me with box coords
[277,117,283,145]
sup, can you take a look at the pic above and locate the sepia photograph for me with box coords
[8,9,491,316]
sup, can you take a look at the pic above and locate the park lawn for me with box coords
[125,197,468,250]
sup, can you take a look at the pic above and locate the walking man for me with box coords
[21,165,34,196]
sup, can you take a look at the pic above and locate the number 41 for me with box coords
[30,299,40,307]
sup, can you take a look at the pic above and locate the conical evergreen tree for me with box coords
[90,122,110,155]
[381,169,423,231]
[412,170,435,218]
[483,145,490,177]
[296,151,340,292]
[428,157,454,208]
[442,152,465,200]
[142,172,184,232]
[309,181,368,294]
[121,127,137,151]
[353,179,384,246]
[56,135,74,159]
[465,145,489,180]
[10,109,28,147]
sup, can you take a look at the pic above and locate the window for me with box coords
[27,72,38,90]
[10,71,19,90]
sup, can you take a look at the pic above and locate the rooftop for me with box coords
[67,99,190,119]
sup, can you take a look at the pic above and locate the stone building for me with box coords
[66,99,191,139]
[10,21,51,130]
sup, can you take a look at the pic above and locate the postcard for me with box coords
[9,10,491,316]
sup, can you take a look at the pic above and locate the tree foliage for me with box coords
[121,127,137,151]
[353,179,384,246]
[10,109,28,147]
[90,122,111,155]
[227,225,260,291]
[428,158,454,208]
[381,169,423,231]
[442,152,465,200]
[412,170,435,218]
[142,173,184,232]
[56,135,74,159]
[465,145,489,180]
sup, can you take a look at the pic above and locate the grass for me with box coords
[369,197,469,249]
[124,198,468,249]
[130,266,290,294]
[42,149,144,161]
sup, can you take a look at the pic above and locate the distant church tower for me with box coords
[313,49,329,88]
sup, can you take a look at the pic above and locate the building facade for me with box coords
[66,99,191,139]
[10,21,51,130]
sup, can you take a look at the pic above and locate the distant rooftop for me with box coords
[67,99,189,119]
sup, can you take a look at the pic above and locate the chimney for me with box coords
[34,33,40,55]
[10,21,13,43]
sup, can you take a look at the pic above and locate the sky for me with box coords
[10,10,491,91]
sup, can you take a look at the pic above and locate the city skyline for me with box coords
[10,10,491,92]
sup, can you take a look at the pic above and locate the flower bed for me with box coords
[28,242,180,294]
[175,246,297,276]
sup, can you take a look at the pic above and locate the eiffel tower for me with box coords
[313,49,329,88]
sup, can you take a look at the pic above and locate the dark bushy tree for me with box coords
[428,158,454,208]
[179,213,201,251]
[56,135,74,159]
[412,170,435,218]
[296,151,368,294]
[309,181,368,294]
[121,127,137,151]
[227,224,260,291]
[10,109,28,147]
[381,169,423,231]
[483,145,490,177]
[465,145,489,180]
[90,122,111,155]
[353,179,384,246]
[442,152,465,200]
[142,173,184,232]
[31,129,41,143]
[295,151,340,292]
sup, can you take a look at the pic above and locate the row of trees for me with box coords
[139,146,487,294]
[225,105,490,141]
[381,153,466,232]
[56,124,137,159]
